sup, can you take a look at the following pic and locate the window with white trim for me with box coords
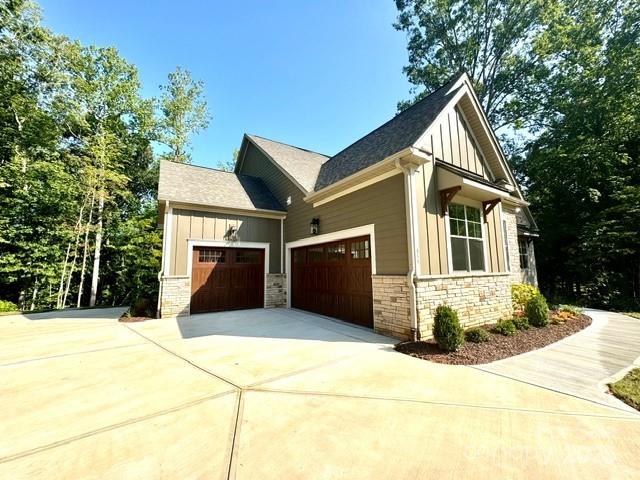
[449,204,485,272]
[519,238,529,269]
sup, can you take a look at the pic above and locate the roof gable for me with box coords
[158,160,285,213]
[313,75,463,191]
[240,135,329,193]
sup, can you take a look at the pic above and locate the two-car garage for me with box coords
[189,236,374,329]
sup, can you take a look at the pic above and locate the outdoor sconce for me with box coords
[310,218,320,235]
[225,226,239,242]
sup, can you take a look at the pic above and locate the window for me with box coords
[235,250,261,264]
[448,204,485,272]
[503,219,510,272]
[350,239,370,260]
[199,248,225,263]
[519,239,529,270]
[327,243,346,261]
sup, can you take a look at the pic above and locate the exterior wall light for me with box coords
[310,218,320,235]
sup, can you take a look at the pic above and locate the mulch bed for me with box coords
[118,315,153,323]
[395,313,592,365]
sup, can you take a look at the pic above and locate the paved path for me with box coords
[475,309,640,413]
[1,307,639,479]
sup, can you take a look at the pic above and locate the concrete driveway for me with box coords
[1,307,639,479]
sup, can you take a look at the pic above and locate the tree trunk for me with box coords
[77,191,95,308]
[30,278,39,311]
[89,190,105,307]
[56,243,72,309]
[62,203,86,308]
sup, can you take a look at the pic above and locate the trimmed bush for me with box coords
[0,300,18,312]
[465,326,489,343]
[512,316,530,330]
[526,294,549,327]
[494,319,517,336]
[511,283,540,311]
[432,305,465,352]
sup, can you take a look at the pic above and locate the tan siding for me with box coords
[485,205,505,273]
[238,144,408,274]
[169,208,281,276]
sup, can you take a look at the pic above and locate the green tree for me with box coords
[394,0,548,131]
[157,66,210,163]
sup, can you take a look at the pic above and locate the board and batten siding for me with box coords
[419,106,492,180]
[416,156,507,276]
[169,208,281,276]
[239,143,409,274]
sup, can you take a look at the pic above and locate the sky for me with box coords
[38,0,414,169]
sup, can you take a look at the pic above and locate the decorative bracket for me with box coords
[482,199,501,222]
[440,186,461,216]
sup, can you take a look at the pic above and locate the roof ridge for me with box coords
[320,74,463,169]
[161,159,240,176]
[248,134,331,158]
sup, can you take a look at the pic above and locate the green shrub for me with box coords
[559,304,583,316]
[432,305,465,352]
[465,327,489,343]
[0,300,18,312]
[526,294,550,327]
[511,283,540,311]
[494,319,517,336]
[512,316,530,330]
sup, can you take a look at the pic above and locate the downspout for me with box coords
[156,200,170,318]
[396,159,420,341]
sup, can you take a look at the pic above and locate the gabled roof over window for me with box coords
[158,160,285,214]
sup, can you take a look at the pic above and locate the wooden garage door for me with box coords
[191,247,264,314]
[291,236,373,328]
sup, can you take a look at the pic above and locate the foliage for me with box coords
[494,318,517,336]
[558,305,582,316]
[609,368,640,411]
[0,299,19,312]
[512,316,530,330]
[0,1,209,312]
[394,0,549,132]
[157,66,210,163]
[511,283,540,311]
[432,305,465,352]
[525,294,549,327]
[465,326,489,343]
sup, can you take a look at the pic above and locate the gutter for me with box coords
[396,158,423,342]
[156,200,170,318]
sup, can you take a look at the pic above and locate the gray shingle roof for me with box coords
[247,135,329,192]
[314,75,463,191]
[158,160,285,212]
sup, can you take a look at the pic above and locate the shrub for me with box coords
[432,305,465,352]
[526,294,549,327]
[494,319,517,336]
[511,283,540,311]
[465,327,489,343]
[559,304,583,316]
[0,300,18,312]
[512,316,530,330]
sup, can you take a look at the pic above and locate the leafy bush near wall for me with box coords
[526,294,550,327]
[512,316,530,330]
[432,305,464,352]
[494,319,517,336]
[465,327,489,343]
[512,283,540,311]
[0,300,19,312]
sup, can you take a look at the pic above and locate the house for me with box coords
[157,73,538,340]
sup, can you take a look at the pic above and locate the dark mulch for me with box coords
[119,315,154,323]
[395,313,592,365]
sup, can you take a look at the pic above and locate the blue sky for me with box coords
[39,0,413,168]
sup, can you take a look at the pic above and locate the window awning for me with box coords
[437,164,511,202]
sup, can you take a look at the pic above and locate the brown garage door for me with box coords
[191,247,264,313]
[291,236,373,328]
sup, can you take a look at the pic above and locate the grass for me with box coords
[623,312,640,320]
[609,368,640,411]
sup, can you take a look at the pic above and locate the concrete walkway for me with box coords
[1,307,639,479]
[476,309,640,413]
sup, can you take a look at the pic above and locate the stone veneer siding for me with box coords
[416,274,513,339]
[265,273,287,308]
[372,275,412,339]
[160,276,191,318]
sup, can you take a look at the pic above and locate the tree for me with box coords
[157,67,210,163]
[218,148,238,172]
[394,0,548,132]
